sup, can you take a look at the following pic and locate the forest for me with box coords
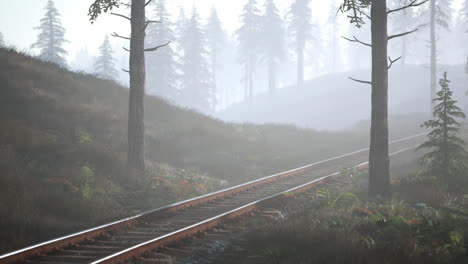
[0,0,468,263]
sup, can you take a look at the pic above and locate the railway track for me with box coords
[0,133,426,264]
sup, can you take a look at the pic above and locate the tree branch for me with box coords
[144,20,161,31]
[349,77,372,85]
[387,56,402,69]
[111,32,130,40]
[388,29,418,40]
[122,47,130,52]
[342,36,372,48]
[111,12,131,21]
[144,41,171,52]
[122,68,129,73]
[387,0,429,14]
[145,0,153,7]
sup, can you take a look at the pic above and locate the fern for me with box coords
[81,164,95,200]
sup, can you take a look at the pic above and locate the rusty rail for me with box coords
[91,143,422,264]
[0,133,426,264]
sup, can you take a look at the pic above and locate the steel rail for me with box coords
[0,133,426,264]
[91,143,422,264]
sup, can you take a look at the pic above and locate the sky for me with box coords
[0,0,463,63]
[0,0,332,61]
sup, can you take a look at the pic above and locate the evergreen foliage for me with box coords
[146,0,179,101]
[260,0,285,93]
[418,0,453,30]
[178,8,215,113]
[417,72,468,191]
[388,0,418,67]
[32,0,68,66]
[288,0,312,89]
[0,32,4,47]
[206,7,226,109]
[236,0,261,101]
[94,36,118,80]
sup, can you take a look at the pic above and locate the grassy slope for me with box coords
[0,48,419,253]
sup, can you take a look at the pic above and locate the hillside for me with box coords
[0,48,389,253]
[218,65,468,131]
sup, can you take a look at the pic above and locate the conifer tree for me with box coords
[462,0,468,29]
[419,0,453,109]
[89,0,170,171]
[174,7,187,91]
[328,1,341,73]
[236,0,261,102]
[261,0,285,94]
[94,35,118,80]
[417,72,468,191]
[179,8,214,113]
[206,7,226,109]
[146,0,178,101]
[32,0,68,66]
[389,0,418,69]
[340,0,428,197]
[0,32,4,47]
[288,0,312,89]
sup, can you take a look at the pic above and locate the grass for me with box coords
[239,169,468,264]
[0,47,424,254]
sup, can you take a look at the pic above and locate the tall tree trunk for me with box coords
[268,59,276,94]
[430,0,437,112]
[401,35,407,71]
[332,21,337,73]
[127,0,146,171]
[368,0,390,197]
[297,44,304,89]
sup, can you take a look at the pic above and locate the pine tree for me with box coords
[32,0,68,66]
[236,0,261,102]
[174,7,187,92]
[260,0,285,94]
[94,35,118,80]
[419,0,454,110]
[288,0,312,89]
[146,0,178,101]
[417,72,468,191]
[90,0,170,171]
[388,0,418,69]
[179,8,214,113]
[328,1,341,73]
[0,32,4,47]
[206,7,226,109]
[340,0,427,197]
[462,0,468,30]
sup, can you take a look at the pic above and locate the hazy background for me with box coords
[1,0,467,131]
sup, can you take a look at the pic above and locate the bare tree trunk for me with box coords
[331,21,337,73]
[127,0,146,171]
[430,0,437,112]
[401,35,407,71]
[368,0,390,197]
[297,45,304,89]
[268,59,276,94]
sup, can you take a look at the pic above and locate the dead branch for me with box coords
[387,0,429,14]
[111,32,130,40]
[122,68,130,73]
[342,36,372,48]
[145,0,153,7]
[144,41,171,52]
[387,56,402,69]
[111,12,131,21]
[144,20,161,31]
[349,77,372,85]
[122,47,130,52]
[388,29,418,40]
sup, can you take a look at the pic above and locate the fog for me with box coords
[1,0,467,131]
